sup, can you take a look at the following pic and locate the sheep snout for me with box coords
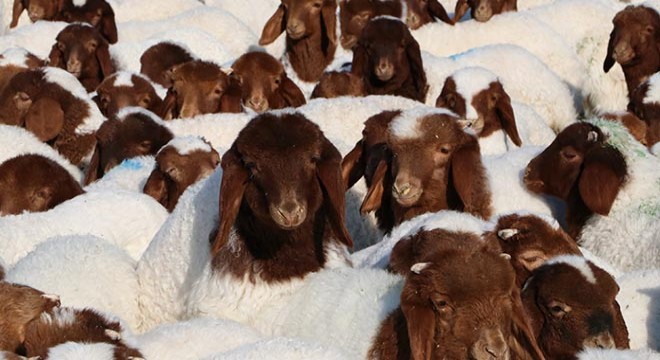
[583,331,616,350]
[471,328,510,360]
[246,95,268,113]
[612,41,635,65]
[286,20,306,40]
[375,59,395,81]
[28,5,46,22]
[392,176,422,206]
[473,2,494,22]
[269,201,307,229]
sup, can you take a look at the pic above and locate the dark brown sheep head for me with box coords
[0,48,45,96]
[84,108,173,185]
[162,60,241,119]
[522,256,630,358]
[139,42,194,88]
[603,5,660,72]
[144,137,220,212]
[628,78,660,147]
[60,0,118,44]
[405,0,454,29]
[311,71,366,99]
[48,23,115,92]
[94,72,164,117]
[230,52,306,113]
[10,0,64,27]
[0,154,83,216]
[0,282,60,354]
[259,0,337,45]
[436,68,522,146]
[339,0,403,49]
[211,112,353,257]
[490,213,581,288]
[453,0,515,23]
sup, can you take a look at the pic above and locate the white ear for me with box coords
[105,329,122,341]
[497,228,519,240]
[587,131,599,142]
[411,262,431,274]
[500,253,512,260]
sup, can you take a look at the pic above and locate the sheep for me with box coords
[42,342,144,360]
[522,256,630,358]
[59,0,117,44]
[85,156,156,195]
[0,154,83,216]
[0,258,4,280]
[143,136,220,212]
[435,66,556,155]
[0,281,60,354]
[0,67,106,166]
[603,5,660,97]
[627,72,660,148]
[0,21,68,60]
[338,0,404,50]
[0,48,45,95]
[10,0,63,28]
[204,337,349,359]
[259,0,338,82]
[139,42,194,88]
[84,107,173,185]
[524,118,660,271]
[48,23,115,92]
[93,71,165,117]
[352,17,428,102]
[161,60,241,119]
[615,269,660,350]
[453,0,516,23]
[229,51,306,113]
[310,70,365,99]
[405,0,453,29]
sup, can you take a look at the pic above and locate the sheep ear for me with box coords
[341,140,365,189]
[611,300,630,348]
[259,4,286,45]
[211,146,249,257]
[450,139,492,219]
[100,10,118,44]
[351,42,368,79]
[453,0,469,23]
[604,29,616,72]
[48,43,64,68]
[10,0,25,28]
[24,97,65,142]
[317,138,354,248]
[495,88,522,147]
[321,1,338,54]
[404,32,427,102]
[429,0,454,25]
[219,76,243,113]
[360,158,387,214]
[509,288,546,360]
[84,141,102,185]
[401,297,436,360]
[387,237,414,274]
[280,76,306,108]
[520,278,544,340]
[96,43,115,78]
[578,146,626,216]
[161,88,178,120]
[30,186,53,211]
[143,168,169,210]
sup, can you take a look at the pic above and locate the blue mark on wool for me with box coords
[119,158,143,170]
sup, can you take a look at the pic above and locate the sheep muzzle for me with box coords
[269,201,307,229]
[471,328,510,360]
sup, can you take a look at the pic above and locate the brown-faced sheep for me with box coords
[59,0,117,44]
[161,60,241,119]
[627,74,660,148]
[84,108,173,185]
[0,282,60,354]
[351,17,428,102]
[10,0,63,28]
[93,72,164,117]
[143,136,220,212]
[603,5,660,95]
[0,154,83,216]
[229,51,306,113]
[405,0,453,29]
[48,23,115,92]
[310,71,365,99]
[522,256,630,359]
[339,0,404,50]
[0,48,45,97]
[259,0,337,82]
[370,247,544,359]
[139,42,194,89]
[453,0,516,23]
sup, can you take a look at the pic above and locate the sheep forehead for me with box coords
[233,52,282,74]
[546,255,597,284]
[389,107,456,140]
[0,48,30,67]
[237,113,323,158]
[616,6,657,25]
[47,342,116,360]
[116,107,167,127]
[162,136,213,156]
[112,72,135,88]
[643,72,660,104]
[42,67,89,100]
[452,68,499,103]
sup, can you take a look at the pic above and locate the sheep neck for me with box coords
[286,33,335,82]
[623,49,660,94]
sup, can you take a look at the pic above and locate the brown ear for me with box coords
[611,300,630,348]
[429,0,454,25]
[84,142,102,185]
[317,138,354,248]
[30,186,54,212]
[578,146,626,216]
[401,291,436,360]
[449,139,492,219]
[405,33,427,102]
[48,43,64,68]
[495,88,522,147]
[10,0,25,27]
[321,0,338,55]
[453,0,470,23]
[161,88,178,120]
[603,29,616,73]
[388,237,414,274]
[143,168,169,209]
[220,77,243,113]
[259,4,286,45]
[280,76,306,108]
[341,140,365,189]
[211,146,249,257]
[360,158,387,214]
[520,278,544,341]
[509,287,546,360]
[25,97,65,142]
[100,10,118,44]
[351,41,368,79]
[96,43,115,78]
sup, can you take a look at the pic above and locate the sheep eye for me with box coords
[274,78,281,85]
[213,87,223,96]
[439,145,451,155]
[139,96,151,106]
[548,301,571,318]
[560,148,578,161]
[312,2,322,8]
[87,41,98,52]
[643,25,654,36]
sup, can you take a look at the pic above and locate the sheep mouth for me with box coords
[287,30,307,40]
[393,189,422,207]
[28,13,44,22]
[269,204,307,230]
[473,9,494,22]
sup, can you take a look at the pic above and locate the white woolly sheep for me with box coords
[0,21,68,59]
[203,337,350,360]
[578,348,660,359]
[615,269,660,350]
[43,342,144,360]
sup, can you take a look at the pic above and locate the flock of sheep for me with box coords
[0,0,659,359]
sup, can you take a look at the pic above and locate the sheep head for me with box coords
[10,0,64,27]
[259,0,337,47]
[603,5,660,73]
[453,0,515,23]
[0,48,45,97]
[211,112,353,257]
[405,0,454,29]
[139,42,194,88]
[311,71,366,99]
[522,256,630,358]
[94,72,164,117]
[339,0,403,49]
[60,0,118,44]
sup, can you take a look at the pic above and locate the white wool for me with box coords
[204,0,279,37]
[578,246,621,279]
[0,21,68,58]
[6,236,141,331]
[42,67,107,135]
[137,318,264,358]
[85,156,156,194]
[46,342,125,360]
[578,348,660,359]
[546,255,597,284]
[0,47,30,67]
[372,15,404,22]
[0,125,83,183]
[451,67,500,120]
[652,142,660,156]
[116,106,168,127]
[206,337,350,360]
[40,307,78,327]
[111,0,204,23]
[164,136,213,156]
[615,269,660,349]
[352,210,494,269]
[389,106,457,140]
[644,72,660,104]
[72,0,88,6]
[112,71,135,87]
[0,190,167,266]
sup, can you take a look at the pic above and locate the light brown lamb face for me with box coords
[166,61,232,119]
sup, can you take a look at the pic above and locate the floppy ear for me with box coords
[509,287,546,360]
[161,88,178,120]
[351,41,369,79]
[404,33,428,101]
[611,300,630,348]
[10,0,25,28]
[341,140,365,189]
[220,77,243,113]
[100,10,118,44]
[84,142,102,185]
[280,76,306,107]
[388,237,414,274]
[453,0,470,23]
[96,43,115,78]
[259,4,286,45]
[578,146,626,216]
[603,29,616,73]
[317,138,354,248]
[321,0,338,55]
[429,0,454,24]
[143,168,169,209]
[449,139,492,219]
[495,87,522,147]
[520,278,544,340]
[211,146,249,257]
[360,158,387,214]
[24,97,65,142]
[401,287,436,360]
[48,43,64,68]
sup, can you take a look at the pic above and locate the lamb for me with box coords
[10,0,63,28]
[143,136,220,212]
[435,67,556,155]
[603,5,660,97]
[453,0,516,23]
[48,23,115,92]
[229,51,306,113]
[93,72,165,117]
[352,17,428,102]
[339,0,405,50]
[310,71,365,99]
[627,72,660,148]
[0,48,45,95]
[524,118,660,271]
[139,42,194,88]
[522,256,630,358]
[0,154,83,216]
[0,281,60,354]
[259,0,338,82]
[0,67,105,166]
[84,107,173,185]
[405,0,453,29]
[59,0,117,44]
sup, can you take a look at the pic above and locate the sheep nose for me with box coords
[246,96,268,112]
[271,202,307,229]
[584,332,616,349]
[613,43,634,64]
[66,59,82,76]
[28,7,45,21]
[286,21,305,39]
[392,178,421,206]
[375,60,394,81]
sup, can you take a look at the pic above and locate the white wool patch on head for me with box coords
[39,307,77,327]
[0,48,30,67]
[643,72,660,104]
[451,67,500,120]
[47,342,116,360]
[162,136,213,156]
[72,0,88,7]
[504,210,561,231]
[112,72,135,87]
[546,255,597,284]
[116,107,168,127]
[389,106,456,139]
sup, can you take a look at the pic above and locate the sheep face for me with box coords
[10,0,62,27]
[522,258,630,358]
[139,42,194,88]
[603,6,660,72]
[94,73,163,117]
[0,154,83,216]
[262,0,333,42]
[230,52,305,113]
[0,49,45,96]
[524,123,627,218]
[60,0,118,44]
[405,0,453,29]
[357,19,409,83]
[340,0,374,49]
